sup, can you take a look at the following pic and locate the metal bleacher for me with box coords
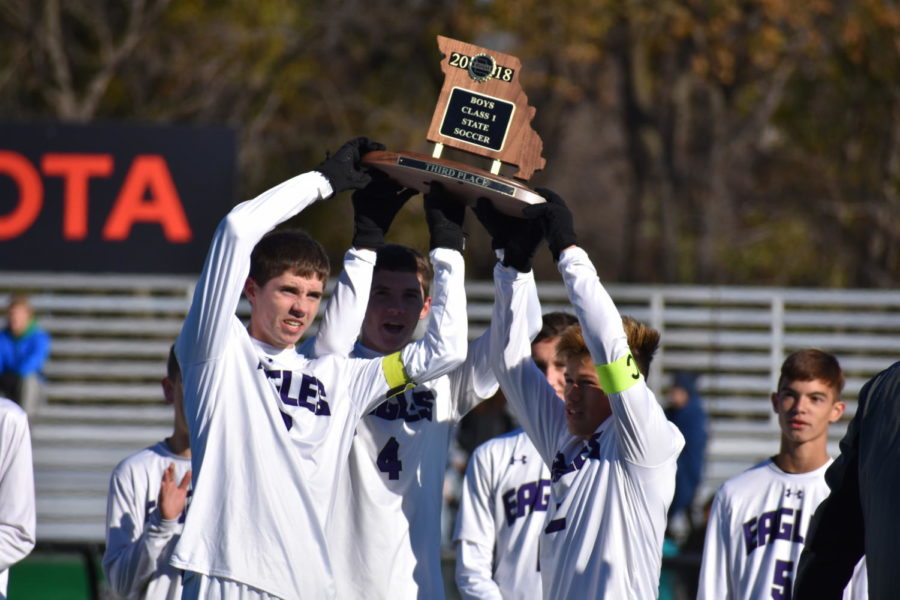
[3,273,900,551]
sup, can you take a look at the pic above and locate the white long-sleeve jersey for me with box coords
[102,441,192,600]
[453,429,550,600]
[698,458,868,600]
[171,171,467,600]
[0,398,35,598]
[328,335,496,600]
[324,249,537,600]
[489,248,684,600]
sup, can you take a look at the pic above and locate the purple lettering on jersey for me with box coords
[743,517,758,555]
[551,452,575,483]
[775,507,794,541]
[264,369,331,420]
[744,507,805,555]
[280,411,293,431]
[503,489,517,526]
[536,479,551,511]
[792,509,804,543]
[502,479,553,526]
[544,517,566,533]
[371,389,435,423]
[757,510,777,548]
[517,482,538,519]
[550,433,603,482]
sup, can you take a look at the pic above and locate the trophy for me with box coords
[362,36,546,216]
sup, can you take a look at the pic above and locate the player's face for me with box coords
[771,378,845,446]
[7,304,31,337]
[564,355,612,438]
[360,269,431,354]
[244,271,324,349]
[532,337,566,399]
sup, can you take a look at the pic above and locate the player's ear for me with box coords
[161,377,175,405]
[770,392,780,414]
[419,296,432,321]
[244,277,258,303]
[829,400,846,423]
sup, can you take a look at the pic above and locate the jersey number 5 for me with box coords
[377,437,402,480]
[771,559,793,600]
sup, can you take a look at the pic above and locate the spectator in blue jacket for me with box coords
[0,294,50,414]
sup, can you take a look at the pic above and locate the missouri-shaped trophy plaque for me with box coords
[362,36,546,216]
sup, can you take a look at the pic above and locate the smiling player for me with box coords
[698,349,867,600]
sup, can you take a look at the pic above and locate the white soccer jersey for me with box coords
[171,171,467,600]
[0,398,35,597]
[324,251,535,600]
[103,441,192,600]
[489,247,685,600]
[454,429,550,600]
[329,335,497,600]
[698,458,868,600]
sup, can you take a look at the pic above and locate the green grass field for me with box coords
[8,552,103,600]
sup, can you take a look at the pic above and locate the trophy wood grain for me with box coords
[361,150,545,217]
[426,35,546,181]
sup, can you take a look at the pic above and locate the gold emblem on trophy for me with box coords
[362,36,546,215]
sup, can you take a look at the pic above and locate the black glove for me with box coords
[523,188,577,261]
[351,173,417,248]
[473,198,544,272]
[316,137,385,195]
[424,182,466,252]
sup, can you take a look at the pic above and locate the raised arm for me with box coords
[527,190,682,467]
[350,183,468,412]
[177,137,383,367]
[476,198,563,466]
[454,443,503,600]
[307,174,416,358]
[0,402,35,574]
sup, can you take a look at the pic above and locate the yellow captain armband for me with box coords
[383,351,416,398]
[595,353,643,394]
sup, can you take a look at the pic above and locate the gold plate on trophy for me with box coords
[361,150,545,217]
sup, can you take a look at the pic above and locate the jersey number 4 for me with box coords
[377,437,403,480]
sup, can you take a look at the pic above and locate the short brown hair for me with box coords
[534,312,578,344]
[556,316,661,380]
[6,293,32,313]
[777,349,844,396]
[375,244,432,299]
[249,229,330,286]
[166,344,181,382]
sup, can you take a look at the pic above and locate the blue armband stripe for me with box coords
[595,353,642,394]
[383,351,415,398]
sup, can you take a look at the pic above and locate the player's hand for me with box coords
[473,198,543,272]
[316,137,386,195]
[424,182,466,252]
[158,463,192,521]
[351,172,417,249]
[523,188,577,262]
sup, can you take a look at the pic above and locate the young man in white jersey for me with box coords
[103,345,192,599]
[0,390,35,597]
[698,349,867,599]
[483,192,685,599]
[323,176,541,599]
[171,137,468,600]
[453,312,576,600]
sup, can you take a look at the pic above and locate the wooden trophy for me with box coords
[362,36,546,216]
